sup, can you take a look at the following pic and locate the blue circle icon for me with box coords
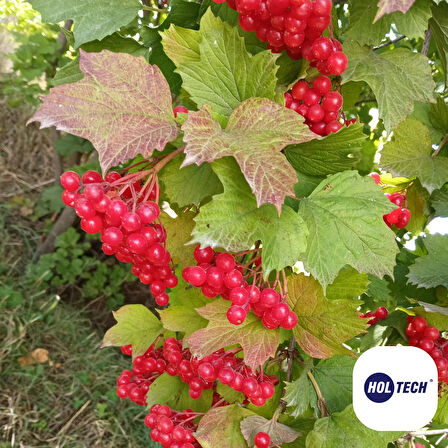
[364,373,394,403]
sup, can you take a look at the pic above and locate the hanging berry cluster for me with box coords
[144,404,201,448]
[182,246,298,330]
[285,76,343,136]
[359,306,388,325]
[60,165,178,307]
[383,191,412,229]
[116,338,278,407]
[406,316,448,383]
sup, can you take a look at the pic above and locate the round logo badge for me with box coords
[364,372,394,403]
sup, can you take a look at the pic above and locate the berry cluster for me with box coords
[285,76,343,136]
[406,316,448,383]
[383,192,411,229]
[144,405,200,448]
[60,169,177,307]
[116,339,278,407]
[255,432,271,448]
[182,246,298,330]
[214,0,348,75]
[359,306,388,325]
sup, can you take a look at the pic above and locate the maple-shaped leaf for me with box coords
[192,158,308,276]
[102,304,163,358]
[375,0,416,21]
[298,170,398,289]
[407,234,448,289]
[284,369,318,418]
[240,416,301,447]
[181,97,315,211]
[380,118,448,193]
[159,276,210,339]
[306,405,404,447]
[286,274,367,359]
[159,211,196,270]
[186,300,282,371]
[194,405,254,448]
[146,372,212,413]
[326,268,370,301]
[28,50,178,173]
[30,0,140,48]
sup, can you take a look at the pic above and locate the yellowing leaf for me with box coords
[29,50,178,173]
[195,405,254,448]
[102,304,163,358]
[187,300,282,371]
[286,275,367,359]
[182,97,315,212]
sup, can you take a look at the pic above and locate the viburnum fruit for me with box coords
[117,339,279,407]
[405,316,447,383]
[382,190,411,229]
[60,163,177,307]
[360,306,388,326]
[183,246,298,330]
[285,76,343,136]
[215,0,348,76]
[254,431,271,448]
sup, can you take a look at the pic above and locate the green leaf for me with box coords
[159,154,223,208]
[0,285,23,308]
[305,405,404,448]
[194,405,254,448]
[52,59,83,86]
[285,122,366,176]
[182,98,314,211]
[414,302,448,329]
[161,25,201,67]
[159,211,196,269]
[326,268,370,301]
[430,3,448,83]
[146,372,212,412]
[298,171,398,289]
[240,415,301,446]
[216,383,245,404]
[381,119,448,193]
[191,158,308,276]
[187,300,282,371]
[30,0,140,47]
[346,0,430,45]
[342,41,435,132]
[163,10,279,116]
[29,50,178,173]
[286,274,367,359]
[313,356,356,413]
[102,305,163,358]
[431,189,448,216]
[284,370,318,418]
[405,179,430,234]
[159,277,209,338]
[408,234,448,289]
[434,392,448,424]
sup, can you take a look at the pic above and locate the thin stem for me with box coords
[373,35,405,51]
[280,336,296,413]
[433,134,448,158]
[422,29,432,56]
[153,147,184,172]
[307,371,330,417]
[409,429,448,437]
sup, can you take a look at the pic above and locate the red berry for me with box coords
[325,120,343,134]
[387,193,404,207]
[173,105,189,117]
[267,0,290,15]
[254,431,271,448]
[194,245,215,263]
[182,266,207,287]
[281,311,298,329]
[395,208,411,229]
[419,338,434,352]
[312,76,332,95]
[423,326,440,341]
[413,316,427,333]
[81,216,103,234]
[224,269,243,289]
[375,307,388,320]
[303,89,321,106]
[369,173,381,185]
[60,171,80,192]
[291,80,309,101]
[227,305,247,325]
[311,37,333,60]
[216,253,236,272]
[82,170,102,184]
[322,91,343,111]
[307,104,325,122]
[326,51,348,75]
[313,0,332,15]
[62,190,78,206]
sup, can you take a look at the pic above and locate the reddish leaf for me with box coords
[240,415,301,446]
[186,300,282,371]
[375,0,416,21]
[286,274,367,359]
[195,405,254,448]
[181,98,315,212]
[29,50,178,173]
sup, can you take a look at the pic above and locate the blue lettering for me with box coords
[419,382,427,393]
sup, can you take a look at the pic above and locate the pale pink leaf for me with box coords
[181,98,315,212]
[29,50,178,173]
[186,300,281,371]
[375,0,416,21]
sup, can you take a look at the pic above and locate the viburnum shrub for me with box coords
[30,0,448,446]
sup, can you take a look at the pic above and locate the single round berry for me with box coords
[194,245,215,263]
[227,305,247,325]
[183,266,207,287]
[60,171,80,192]
[254,432,271,448]
[81,216,103,234]
[82,170,103,184]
